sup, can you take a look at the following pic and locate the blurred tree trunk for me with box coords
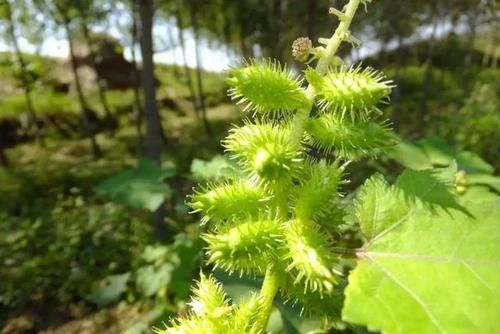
[0,137,8,167]
[189,0,211,134]
[222,0,232,57]
[239,18,252,59]
[138,0,169,241]
[269,0,287,61]
[307,0,318,40]
[130,0,143,153]
[175,7,199,119]
[79,20,115,137]
[63,18,102,159]
[166,23,180,78]
[5,0,43,146]
[462,9,478,93]
[419,17,438,135]
[391,35,404,133]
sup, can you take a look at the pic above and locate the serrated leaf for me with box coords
[394,163,466,213]
[344,179,500,333]
[356,175,410,240]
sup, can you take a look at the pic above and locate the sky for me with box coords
[0,25,238,72]
[0,8,466,73]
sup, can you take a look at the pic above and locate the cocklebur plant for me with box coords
[156,0,500,333]
[156,1,383,332]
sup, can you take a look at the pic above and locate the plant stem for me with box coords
[253,1,364,331]
[254,266,281,332]
[290,0,363,144]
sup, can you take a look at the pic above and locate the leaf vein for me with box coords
[366,254,447,334]
[462,262,493,291]
[362,251,500,267]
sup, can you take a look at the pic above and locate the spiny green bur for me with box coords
[156,1,397,333]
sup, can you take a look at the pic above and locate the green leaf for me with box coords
[344,177,500,333]
[94,158,174,211]
[87,273,130,307]
[355,174,410,240]
[394,163,466,213]
[456,151,494,175]
[170,233,203,299]
[388,137,494,175]
[417,136,457,166]
[142,245,169,263]
[136,264,173,297]
[466,174,500,193]
[190,155,240,182]
[387,140,432,170]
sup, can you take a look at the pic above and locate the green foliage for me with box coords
[0,137,204,328]
[87,233,202,308]
[344,171,500,333]
[95,158,176,211]
[452,80,500,165]
[87,273,131,307]
[0,198,150,307]
[388,136,500,194]
[190,155,238,182]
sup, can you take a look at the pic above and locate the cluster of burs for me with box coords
[157,1,395,333]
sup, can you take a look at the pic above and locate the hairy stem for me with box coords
[254,0,364,331]
[254,266,281,332]
[290,0,363,144]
